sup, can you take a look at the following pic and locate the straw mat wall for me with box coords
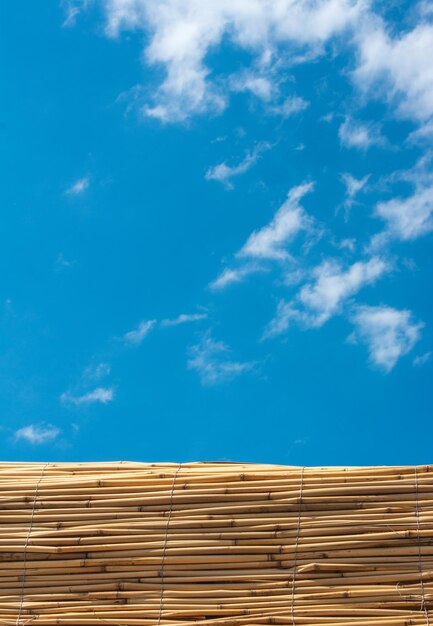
[0,462,432,625]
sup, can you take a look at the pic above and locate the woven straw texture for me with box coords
[0,462,432,625]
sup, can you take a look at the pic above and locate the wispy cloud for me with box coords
[83,362,111,382]
[14,424,60,445]
[65,176,89,195]
[230,73,309,117]
[349,305,423,372]
[54,253,75,272]
[368,153,433,249]
[265,256,390,336]
[413,351,431,367]
[238,183,314,261]
[340,172,370,215]
[372,185,433,245]
[60,387,114,406]
[354,19,433,124]
[209,264,265,291]
[264,300,300,339]
[161,313,208,328]
[388,152,433,190]
[338,117,385,151]
[298,257,390,326]
[209,183,314,291]
[187,333,256,385]
[267,96,309,117]
[342,174,368,198]
[409,120,433,144]
[230,72,275,101]
[61,1,89,28]
[205,142,270,189]
[122,320,156,346]
[338,238,357,252]
[62,7,80,27]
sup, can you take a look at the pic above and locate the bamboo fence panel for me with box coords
[0,462,432,625]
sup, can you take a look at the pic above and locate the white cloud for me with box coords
[408,120,433,144]
[299,257,389,326]
[368,153,433,248]
[338,117,385,150]
[263,299,300,338]
[54,253,75,271]
[413,351,431,366]
[77,1,433,129]
[390,152,433,189]
[62,1,90,27]
[209,264,265,291]
[123,319,156,345]
[282,267,307,286]
[342,173,367,197]
[99,0,364,122]
[350,305,423,371]
[15,424,60,445]
[60,387,114,406]
[230,72,275,101]
[321,112,335,123]
[187,332,255,385]
[83,362,111,382]
[230,72,309,116]
[209,183,313,291]
[267,96,309,117]
[373,185,433,243]
[418,1,433,18]
[65,177,89,195]
[338,237,356,252]
[205,142,270,189]
[63,7,81,27]
[161,313,207,327]
[238,182,314,261]
[265,256,390,336]
[341,172,369,211]
[354,19,433,123]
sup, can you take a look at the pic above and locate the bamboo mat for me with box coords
[0,462,432,626]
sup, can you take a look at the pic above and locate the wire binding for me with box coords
[291,466,304,626]
[415,465,430,626]
[16,463,49,626]
[156,464,182,626]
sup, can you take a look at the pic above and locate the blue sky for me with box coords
[1,0,432,465]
